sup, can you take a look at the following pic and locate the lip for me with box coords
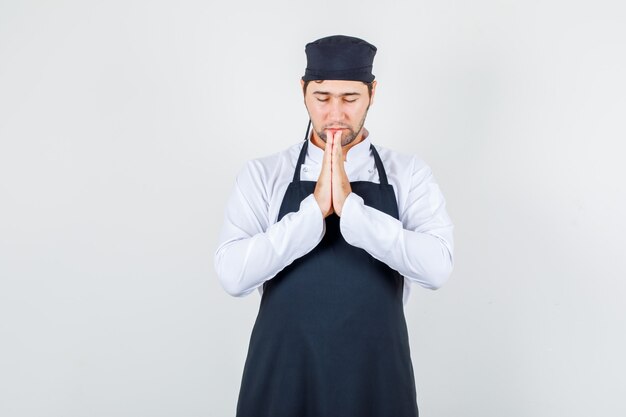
[326,129,343,136]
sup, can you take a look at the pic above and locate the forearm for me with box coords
[215,194,325,296]
[340,193,454,289]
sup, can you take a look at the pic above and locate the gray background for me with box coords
[1,0,625,416]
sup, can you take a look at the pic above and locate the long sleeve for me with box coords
[214,160,325,297]
[339,157,454,290]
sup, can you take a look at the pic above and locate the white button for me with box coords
[303,167,308,172]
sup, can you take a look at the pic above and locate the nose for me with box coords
[328,98,344,121]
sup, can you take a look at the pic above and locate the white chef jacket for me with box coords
[214,132,454,305]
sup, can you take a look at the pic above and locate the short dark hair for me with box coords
[302,79,374,98]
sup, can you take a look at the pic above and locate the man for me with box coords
[215,35,454,417]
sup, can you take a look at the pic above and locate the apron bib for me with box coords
[236,140,419,417]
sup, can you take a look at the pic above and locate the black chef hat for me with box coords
[302,35,377,83]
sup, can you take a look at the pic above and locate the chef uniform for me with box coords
[215,35,454,417]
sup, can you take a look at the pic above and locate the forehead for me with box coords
[308,79,368,94]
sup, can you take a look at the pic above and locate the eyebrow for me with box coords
[312,91,361,97]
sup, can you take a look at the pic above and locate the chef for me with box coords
[215,34,454,417]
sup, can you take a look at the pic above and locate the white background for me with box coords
[1,1,625,416]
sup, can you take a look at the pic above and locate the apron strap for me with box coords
[292,120,312,182]
[369,144,389,186]
[293,139,309,182]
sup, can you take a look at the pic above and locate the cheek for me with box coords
[347,105,365,120]
[309,103,328,118]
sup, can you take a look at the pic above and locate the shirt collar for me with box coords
[306,128,372,164]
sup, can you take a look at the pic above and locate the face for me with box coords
[302,79,376,146]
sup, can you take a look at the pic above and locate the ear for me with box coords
[300,79,307,106]
[369,80,377,106]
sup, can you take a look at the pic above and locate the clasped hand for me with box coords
[313,130,352,218]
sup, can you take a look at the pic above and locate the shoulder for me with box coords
[372,143,432,178]
[235,141,305,191]
[241,141,303,176]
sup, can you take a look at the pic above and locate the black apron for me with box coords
[236,140,419,417]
